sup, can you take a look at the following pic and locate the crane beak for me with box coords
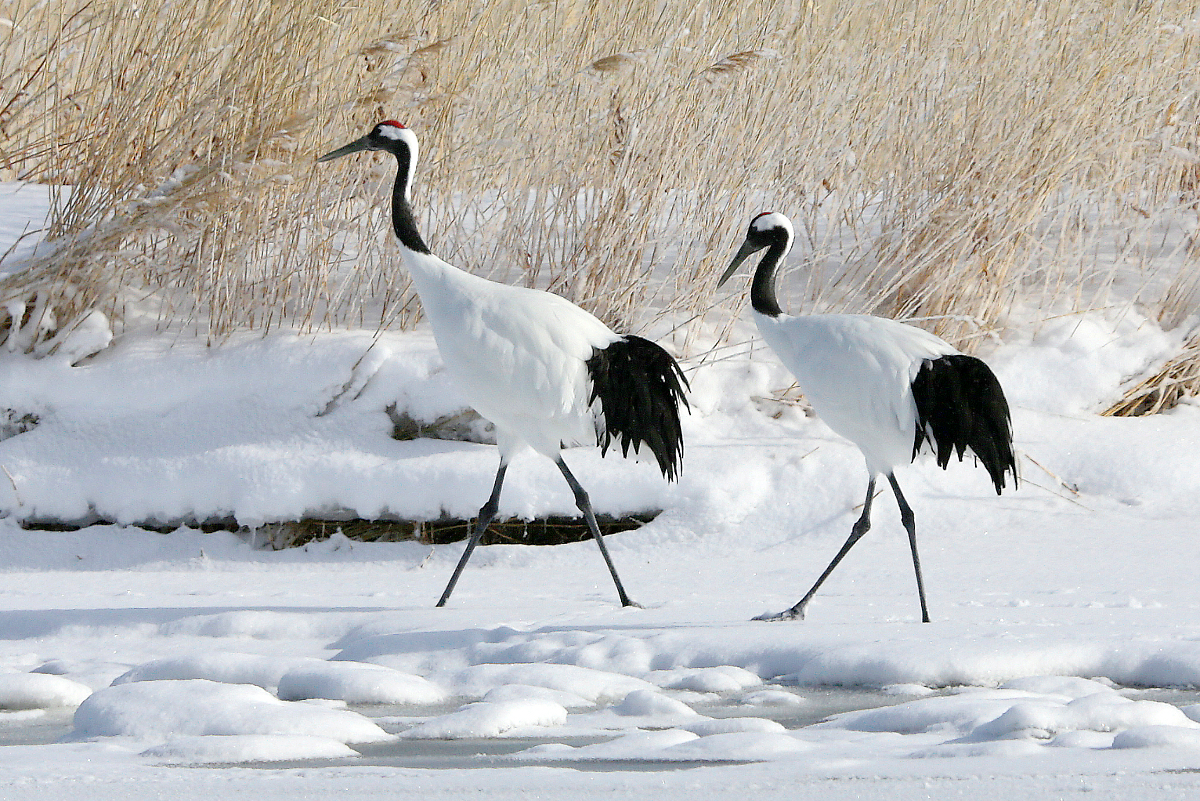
[718,239,761,288]
[316,135,371,163]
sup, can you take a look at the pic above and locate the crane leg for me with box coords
[887,473,930,623]
[756,476,877,622]
[555,456,641,608]
[436,460,508,607]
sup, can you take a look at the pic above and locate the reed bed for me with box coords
[0,0,1197,403]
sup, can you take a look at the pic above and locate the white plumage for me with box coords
[756,313,956,475]
[319,122,687,608]
[407,257,619,457]
[720,211,1016,623]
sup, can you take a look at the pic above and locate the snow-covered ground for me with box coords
[3,183,1200,799]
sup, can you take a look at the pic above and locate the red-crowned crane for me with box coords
[720,212,1016,623]
[318,122,687,608]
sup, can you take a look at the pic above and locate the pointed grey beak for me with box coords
[718,239,762,288]
[317,135,372,163]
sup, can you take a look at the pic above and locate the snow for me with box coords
[0,674,92,709]
[400,698,568,738]
[2,184,1200,797]
[72,679,390,742]
[276,661,447,705]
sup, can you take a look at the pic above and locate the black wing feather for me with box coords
[586,335,689,481]
[911,354,1016,494]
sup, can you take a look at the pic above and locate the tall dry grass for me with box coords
[0,0,1197,376]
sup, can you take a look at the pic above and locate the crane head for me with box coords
[317,121,412,162]
[718,211,794,287]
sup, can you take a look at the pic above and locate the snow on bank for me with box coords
[4,184,1200,795]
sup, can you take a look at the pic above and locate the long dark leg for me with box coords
[756,477,877,622]
[436,460,507,607]
[887,473,930,623]
[556,456,639,608]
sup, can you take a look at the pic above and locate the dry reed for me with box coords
[0,0,1196,397]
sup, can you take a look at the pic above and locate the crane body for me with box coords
[721,212,1016,622]
[319,122,687,608]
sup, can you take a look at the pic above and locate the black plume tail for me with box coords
[911,354,1016,494]
[587,335,689,481]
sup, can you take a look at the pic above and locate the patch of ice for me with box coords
[881,683,936,697]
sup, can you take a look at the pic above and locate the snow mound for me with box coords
[73,679,390,744]
[568,688,702,731]
[1111,726,1200,750]
[969,691,1199,741]
[611,688,699,718]
[999,675,1116,696]
[831,690,1042,735]
[516,728,805,763]
[825,678,1200,752]
[481,683,594,709]
[519,730,698,760]
[113,653,296,690]
[657,730,809,761]
[648,665,763,694]
[739,689,806,707]
[401,699,568,739]
[277,661,446,705]
[683,717,787,735]
[0,673,92,709]
[449,662,656,704]
[141,733,358,763]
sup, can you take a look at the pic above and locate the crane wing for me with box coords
[410,262,618,453]
[756,314,956,473]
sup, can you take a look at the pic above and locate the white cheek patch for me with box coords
[377,124,407,140]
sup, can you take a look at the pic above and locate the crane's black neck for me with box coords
[749,232,789,318]
[389,146,430,255]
